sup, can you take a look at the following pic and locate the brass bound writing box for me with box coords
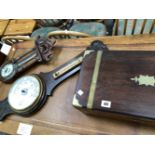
[73,40,155,122]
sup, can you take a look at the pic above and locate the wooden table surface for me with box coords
[1,34,155,135]
[0,20,9,36]
[4,19,36,36]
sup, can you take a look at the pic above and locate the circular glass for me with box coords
[8,75,42,111]
[1,63,14,78]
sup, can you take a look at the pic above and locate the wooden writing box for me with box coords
[73,41,155,122]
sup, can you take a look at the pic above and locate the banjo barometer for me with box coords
[0,36,56,83]
[0,41,103,120]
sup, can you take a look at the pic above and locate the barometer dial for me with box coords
[1,63,14,78]
[8,75,43,113]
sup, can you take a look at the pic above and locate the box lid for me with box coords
[73,41,155,120]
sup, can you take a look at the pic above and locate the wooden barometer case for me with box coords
[0,36,56,83]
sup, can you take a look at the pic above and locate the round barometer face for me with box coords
[1,63,14,78]
[8,75,43,112]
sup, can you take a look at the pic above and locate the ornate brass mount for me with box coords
[131,75,155,87]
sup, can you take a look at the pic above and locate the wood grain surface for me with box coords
[0,34,155,135]
[0,20,9,36]
[4,19,36,36]
[74,47,155,121]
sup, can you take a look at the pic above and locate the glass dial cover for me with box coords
[1,63,14,78]
[8,75,42,111]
